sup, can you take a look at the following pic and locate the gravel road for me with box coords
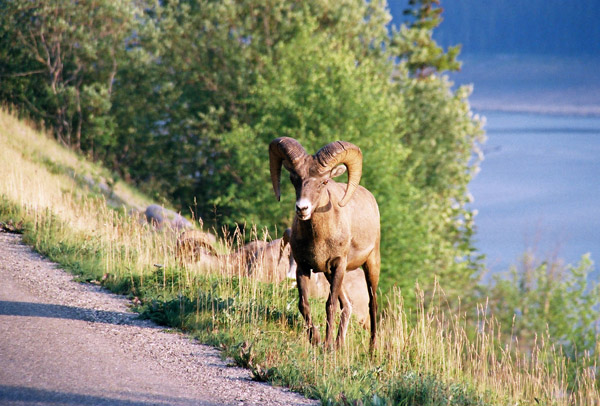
[0,231,317,406]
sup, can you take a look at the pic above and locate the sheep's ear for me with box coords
[330,165,347,178]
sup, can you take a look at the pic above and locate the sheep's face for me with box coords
[290,165,346,221]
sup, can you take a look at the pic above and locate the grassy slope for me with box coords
[1,108,597,405]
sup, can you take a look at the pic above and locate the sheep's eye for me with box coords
[323,179,329,185]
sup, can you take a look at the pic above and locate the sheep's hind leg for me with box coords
[363,250,380,351]
[297,268,320,345]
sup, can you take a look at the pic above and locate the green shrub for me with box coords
[488,252,600,359]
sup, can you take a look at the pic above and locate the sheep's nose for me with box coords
[296,202,309,213]
[295,198,311,217]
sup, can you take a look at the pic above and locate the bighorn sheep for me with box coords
[176,231,292,283]
[247,235,294,282]
[176,229,219,262]
[269,137,380,349]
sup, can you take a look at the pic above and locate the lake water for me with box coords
[451,55,600,277]
[469,111,600,276]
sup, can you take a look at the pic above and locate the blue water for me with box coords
[469,111,600,276]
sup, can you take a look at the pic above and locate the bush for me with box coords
[488,252,600,358]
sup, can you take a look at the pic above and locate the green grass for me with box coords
[1,107,598,405]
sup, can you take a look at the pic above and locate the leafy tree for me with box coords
[394,0,461,76]
[0,0,140,152]
[108,0,394,218]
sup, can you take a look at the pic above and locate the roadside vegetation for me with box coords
[1,107,598,405]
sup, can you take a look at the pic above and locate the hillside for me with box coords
[1,109,598,405]
[0,107,155,216]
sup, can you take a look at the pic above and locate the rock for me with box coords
[144,204,192,231]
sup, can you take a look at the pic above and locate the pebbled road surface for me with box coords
[0,231,317,406]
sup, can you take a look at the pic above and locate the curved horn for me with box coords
[268,137,308,201]
[315,141,362,207]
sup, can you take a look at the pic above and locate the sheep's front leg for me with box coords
[336,283,353,349]
[325,259,346,349]
[297,267,320,345]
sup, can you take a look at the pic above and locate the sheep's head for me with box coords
[269,137,363,221]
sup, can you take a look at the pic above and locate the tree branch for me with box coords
[1,69,46,77]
